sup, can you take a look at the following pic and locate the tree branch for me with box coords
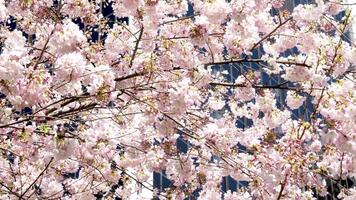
[19,157,54,199]
[250,17,293,51]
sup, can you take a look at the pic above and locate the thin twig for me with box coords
[250,17,293,51]
[19,157,54,199]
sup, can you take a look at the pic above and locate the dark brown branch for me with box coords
[19,157,54,199]
[276,179,287,200]
[0,118,31,129]
[44,97,81,115]
[121,90,199,140]
[209,82,300,91]
[50,103,98,118]
[204,58,311,68]
[114,71,147,82]
[129,27,144,68]
[250,17,293,51]
[0,182,21,198]
[33,23,57,70]
[160,14,198,26]
[114,67,183,82]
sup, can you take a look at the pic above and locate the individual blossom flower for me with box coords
[256,90,276,113]
[201,0,231,25]
[286,91,306,110]
[198,189,221,200]
[292,4,322,25]
[189,16,209,46]
[310,73,329,88]
[0,58,25,81]
[234,86,255,102]
[53,52,88,95]
[3,30,27,59]
[208,96,225,110]
[48,19,86,55]
[345,104,356,122]
[62,0,97,21]
[161,0,188,17]
[324,1,344,15]
[55,52,87,81]
[39,178,64,198]
[338,187,356,200]
[275,33,297,53]
[271,0,284,8]
[298,33,317,54]
[320,18,335,32]
[265,109,290,129]
[283,65,312,82]
[112,0,139,18]
[310,139,322,152]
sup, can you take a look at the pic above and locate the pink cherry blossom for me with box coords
[0,1,354,199]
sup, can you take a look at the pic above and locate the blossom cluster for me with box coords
[0,0,355,199]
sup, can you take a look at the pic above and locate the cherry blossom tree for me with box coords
[0,0,355,199]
